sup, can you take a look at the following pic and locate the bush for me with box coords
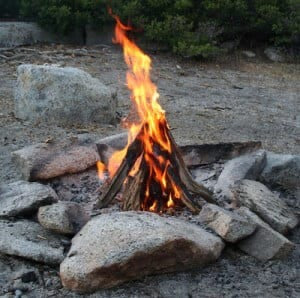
[19,0,300,57]
[0,0,20,18]
[111,0,299,56]
[20,0,109,35]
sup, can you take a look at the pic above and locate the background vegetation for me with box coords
[1,0,299,58]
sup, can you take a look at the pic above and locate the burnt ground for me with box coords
[0,45,300,297]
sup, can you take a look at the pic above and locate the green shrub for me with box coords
[0,0,20,18]
[19,0,300,57]
[20,0,109,35]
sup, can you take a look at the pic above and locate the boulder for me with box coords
[214,150,266,202]
[264,47,285,63]
[234,180,298,234]
[60,212,224,292]
[12,139,100,181]
[0,22,54,47]
[242,51,256,58]
[38,202,90,235]
[0,220,67,265]
[260,152,300,191]
[14,64,117,126]
[0,181,57,218]
[237,208,295,261]
[198,204,256,243]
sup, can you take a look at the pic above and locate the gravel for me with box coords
[0,44,299,297]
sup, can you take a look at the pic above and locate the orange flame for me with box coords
[97,10,181,212]
[96,161,106,180]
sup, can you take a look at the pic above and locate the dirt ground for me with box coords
[0,45,299,297]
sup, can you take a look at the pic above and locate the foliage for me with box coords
[0,0,20,18]
[111,0,299,56]
[18,0,300,57]
[19,0,109,34]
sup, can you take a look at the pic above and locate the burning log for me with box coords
[96,124,214,213]
[95,12,214,214]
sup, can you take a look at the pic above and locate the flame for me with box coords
[97,10,182,212]
[96,161,106,180]
[167,195,175,208]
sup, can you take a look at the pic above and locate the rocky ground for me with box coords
[0,45,299,298]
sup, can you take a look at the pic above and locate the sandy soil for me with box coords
[0,45,299,297]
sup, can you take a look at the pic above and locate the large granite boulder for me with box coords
[60,212,224,292]
[0,22,54,47]
[14,64,117,126]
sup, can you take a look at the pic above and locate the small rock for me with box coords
[12,140,100,181]
[14,290,22,298]
[198,204,256,243]
[264,47,285,62]
[234,180,298,234]
[14,64,117,126]
[0,181,58,218]
[214,150,266,202]
[260,152,300,191]
[12,279,29,292]
[237,207,294,261]
[60,211,224,292]
[96,132,128,150]
[0,220,67,265]
[242,51,256,58]
[38,202,90,235]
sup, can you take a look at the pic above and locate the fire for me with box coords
[97,10,182,212]
[96,161,106,180]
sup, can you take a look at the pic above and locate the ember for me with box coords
[96,12,214,213]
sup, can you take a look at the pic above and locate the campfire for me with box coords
[96,13,214,213]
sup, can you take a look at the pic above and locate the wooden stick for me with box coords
[167,167,200,213]
[122,156,146,211]
[166,129,215,204]
[95,136,143,208]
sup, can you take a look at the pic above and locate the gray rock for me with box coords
[180,141,262,167]
[264,47,285,62]
[198,204,256,243]
[0,220,67,265]
[96,132,128,150]
[260,152,300,191]
[0,22,54,47]
[242,51,256,58]
[38,202,90,235]
[237,208,295,261]
[233,180,298,234]
[60,211,224,292]
[14,64,117,126]
[12,140,100,181]
[0,181,57,218]
[96,132,128,165]
[214,150,266,201]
